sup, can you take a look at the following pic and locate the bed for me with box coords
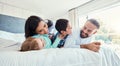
[0,14,120,66]
[0,30,120,66]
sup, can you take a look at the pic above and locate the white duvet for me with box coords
[0,48,100,66]
[0,29,120,66]
[0,45,120,66]
[100,44,120,66]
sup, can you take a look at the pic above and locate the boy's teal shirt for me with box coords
[32,34,61,48]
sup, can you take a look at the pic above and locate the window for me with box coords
[79,3,120,44]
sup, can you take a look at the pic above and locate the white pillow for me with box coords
[0,30,15,41]
[0,38,17,48]
[0,38,21,51]
[0,30,25,43]
[14,33,25,43]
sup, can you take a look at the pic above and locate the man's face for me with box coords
[80,21,97,38]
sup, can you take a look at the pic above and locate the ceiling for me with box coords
[0,0,91,19]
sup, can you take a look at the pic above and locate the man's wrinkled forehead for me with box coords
[84,21,98,30]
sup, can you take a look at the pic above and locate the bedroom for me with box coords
[0,0,120,66]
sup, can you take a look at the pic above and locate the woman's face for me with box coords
[36,21,48,35]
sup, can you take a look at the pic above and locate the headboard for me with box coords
[0,14,26,33]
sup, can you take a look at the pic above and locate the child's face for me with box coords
[60,22,72,36]
[65,22,72,34]
[36,21,48,35]
[20,37,45,51]
[34,38,45,50]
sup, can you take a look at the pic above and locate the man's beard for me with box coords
[80,30,88,38]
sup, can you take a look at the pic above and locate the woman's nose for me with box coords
[44,28,48,34]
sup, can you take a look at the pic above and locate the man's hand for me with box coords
[80,42,101,52]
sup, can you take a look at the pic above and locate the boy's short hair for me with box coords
[55,19,69,34]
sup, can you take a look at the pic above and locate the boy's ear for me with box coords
[60,30,65,34]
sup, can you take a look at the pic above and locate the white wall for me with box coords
[56,0,120,22]
[0,2,44,19]
[0,3,2,13]
[68,0,120,29]
[51,12,69,21]
[77,0,120,16]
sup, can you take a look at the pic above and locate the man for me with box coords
[64,19,101,52]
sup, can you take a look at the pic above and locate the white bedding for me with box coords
[0,46,120,66]
[0,30,120,66]
[0,48,100,66]
[0,30,25,43]
[0,38,120,66]
[100,45,120,66]
[0,38,21,51]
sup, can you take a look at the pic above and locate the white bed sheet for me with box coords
[0,31,120,66]
[0,48,100,66]
[100,44,120,66]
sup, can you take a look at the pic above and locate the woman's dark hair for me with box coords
[25,16,43,38]
[55,19,69,34]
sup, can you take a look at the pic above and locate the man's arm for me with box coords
[80,42,101,52]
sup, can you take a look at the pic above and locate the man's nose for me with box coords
[83,29,88,33]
